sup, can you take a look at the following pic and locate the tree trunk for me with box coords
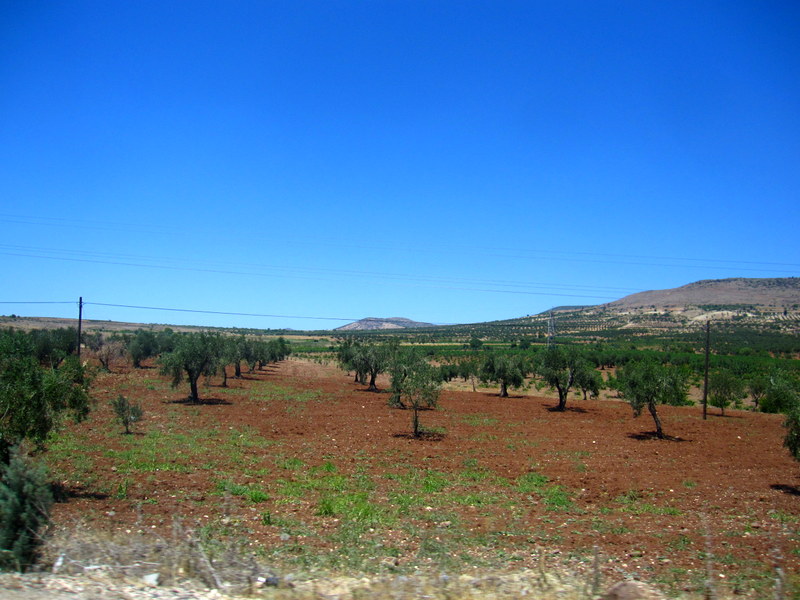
[555,385,568,411]
[648,401,664,439]
[412,407,420,438]
[221,366,228,388]
[499,381,508,397]
[189,377,200,404]
[234,362,242,378]
[368,372,378,392]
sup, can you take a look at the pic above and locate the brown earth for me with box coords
[40,357,800,597]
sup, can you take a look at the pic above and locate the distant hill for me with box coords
[606,277,800,309]
[335,317,435,331]
[429,277,800,344]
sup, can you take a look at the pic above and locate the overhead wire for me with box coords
[1,212,797,273]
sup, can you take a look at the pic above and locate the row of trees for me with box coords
[335,338,800,441]
[158,333,291,403]
[0,327,293,570]
[336,339,441,437]
[0,326,295,456]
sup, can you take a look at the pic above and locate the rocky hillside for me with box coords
[442,277,800,343]
[537,277,800,339]
[335,317,434,331]
[606,277,800,309]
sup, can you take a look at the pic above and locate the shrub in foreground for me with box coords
[0,449,54,571]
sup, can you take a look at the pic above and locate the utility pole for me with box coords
[702,320,710,420]
[77,296,83,362]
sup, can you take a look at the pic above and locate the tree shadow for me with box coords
[546,405,588,414]
[393,431,446,442]
[166,397,232,406]
[708,413,745,419]
[52,482,109,503]
[627,431,690,442]
[771,484,800,496]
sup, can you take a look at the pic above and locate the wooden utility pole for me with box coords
[702,320,710,420]
[77,296,83,361]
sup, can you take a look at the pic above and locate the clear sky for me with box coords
[1,1,799,331]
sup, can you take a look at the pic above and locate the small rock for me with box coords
[380,557,400,569]
[141,572,160,587]
[602,580,664,599]
[257,575,281,587]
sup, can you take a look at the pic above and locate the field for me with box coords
[40,356,799,597]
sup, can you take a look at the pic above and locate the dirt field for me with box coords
[40,357,800,597]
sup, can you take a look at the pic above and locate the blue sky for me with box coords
[1,1,799,330]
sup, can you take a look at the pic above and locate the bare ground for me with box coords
[29,357,800,598]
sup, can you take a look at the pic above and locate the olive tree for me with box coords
[388,348,441,437]
[708,369,746,415]
[534,346,595,411]
[480,351,527,397]
[127,330,160,368]
[616,360,690,439]
[159,332,223,403]
[336,340,395,392]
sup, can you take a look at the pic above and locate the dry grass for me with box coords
[34,522,784,599]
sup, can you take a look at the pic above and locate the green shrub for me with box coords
[111,395,143,434]
[0,450,54,571]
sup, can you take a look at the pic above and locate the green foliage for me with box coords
[534,346,594,410]
[0,330,90,464]
[746,374,769,410]
[127,330,160,368]
[783,403,800,463]
[159,332,224,403]
[27,328,77,368]
[708,369,746,415]
[760,371,800,414]
[111,394,143,434]
[574,363,604,400]
[616,360,690,439]
[337,339,396,391]
[0,450,54,571]
[480,351,527,398]
[388,349,441,437]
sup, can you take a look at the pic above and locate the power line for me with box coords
[0,301,75,305]
[0,299,360,323]
[0,244,627,300]
[84,301,359,322]
[3,213,798,273]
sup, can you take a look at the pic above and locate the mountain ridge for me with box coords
[334,317,435,331]
[604,277,800,309]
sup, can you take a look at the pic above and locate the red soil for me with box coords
[45,357,799,594]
